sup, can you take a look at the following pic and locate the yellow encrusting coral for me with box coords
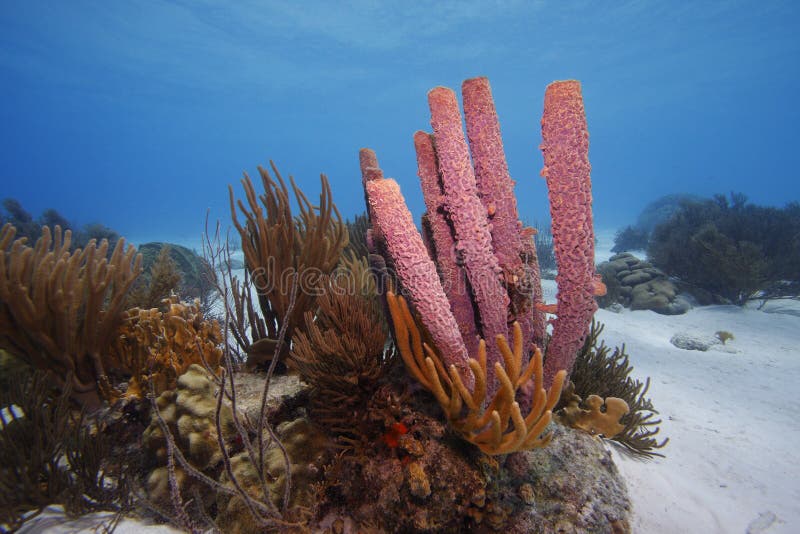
[386,291,565,455]
[561,394,630,438]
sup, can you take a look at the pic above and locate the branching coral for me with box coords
[0,223,142,409]
[228,162,347,369]
[561,320,668,458]
[109,295,224,399]
[386,291,564,455]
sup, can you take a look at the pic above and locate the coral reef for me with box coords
[0,223,142,409]
[228,162,348,369]
[1,78,642,533]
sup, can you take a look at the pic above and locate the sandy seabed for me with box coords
[591,231,800,534]
[594,296,799,533]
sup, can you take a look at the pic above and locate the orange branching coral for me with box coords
[386,291,565,455]
[0,223,142,409]
[110,296,224,399]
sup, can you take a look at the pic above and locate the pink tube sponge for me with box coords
[365,177,472,381]
[428,86,510,394]
[540,80,597,386]
[461,77,523,277]
[414,130,480,356]
[462,76,540,358]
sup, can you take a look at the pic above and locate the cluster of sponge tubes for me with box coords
[359,77,603,453]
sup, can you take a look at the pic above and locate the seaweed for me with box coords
[561,320,668,458]
[0,370,135,531]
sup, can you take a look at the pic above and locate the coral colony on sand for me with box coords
[0,76,638,531]
[362,77,604,453]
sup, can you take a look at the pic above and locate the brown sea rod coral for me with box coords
[290,254,392,442]
[228,162,347,369]
[0,223,142,409]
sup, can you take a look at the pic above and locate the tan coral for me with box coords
[563,394,630,438]
[0,223,142,409]
[143,364,236,508]
[386,291,565,455]
[228,162,348,369]
[110,295,223,398]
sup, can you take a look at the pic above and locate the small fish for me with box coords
[592,276,607,297]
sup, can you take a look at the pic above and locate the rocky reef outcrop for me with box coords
[597,253,691,315]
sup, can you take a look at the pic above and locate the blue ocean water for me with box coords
[1,2,798,243]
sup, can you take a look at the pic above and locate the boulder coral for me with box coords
[142,364,237,508]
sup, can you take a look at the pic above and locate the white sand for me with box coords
[596,301,799,533]
[588,229,800,533]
